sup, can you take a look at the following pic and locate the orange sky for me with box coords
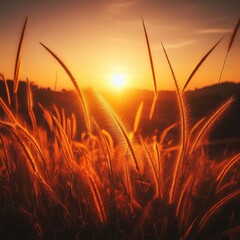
[0,0,239,91]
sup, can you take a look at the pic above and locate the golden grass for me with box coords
[0,17,239,240]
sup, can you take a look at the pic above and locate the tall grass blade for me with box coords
[14,17,28,94]
[189,97,233,155]
[40,42,91,136]
[134,101,143,133]
[154,142,164,199]
[139,134,160,198]
[27,78,38,133]
[227,18,240,52]
[95,91,144,192]
[149,95,157,120]
[198,189,240,232]
[159,122,178,146]
[216,153,240,189]
[0,97,16,123]
[161,42,187,204]
[92,117,115,201]
[218,18,240,83]
[142,17,158,119]
[182,36,223,91]
[0,134,13,184]
[88,174,107,224]
[142,17,158,98]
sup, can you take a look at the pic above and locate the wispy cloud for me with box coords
[196,28,231,34]
[105,0,136,14]
[162,40,198,49]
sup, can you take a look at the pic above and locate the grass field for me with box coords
[0,18,240,240]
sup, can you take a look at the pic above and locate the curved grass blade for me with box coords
[40,42,91,136]
[216,152,240,189]
[14,17,28,94]
[189,97,233,155]
[159,122,178,147]
[161,42,187,204]
[95,91,144,193]
[218,18,240,83]
[139,134,160,199]
[142,17,158,98]
[0,97,16,123]
[182,36,223,92]
[197,189,240,232]
[87,173,107,224]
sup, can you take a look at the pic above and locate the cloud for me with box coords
[105,0,136,15]
[161,40,198,49]
[196,28,232,34]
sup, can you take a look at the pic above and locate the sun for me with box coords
[111,73,125,90]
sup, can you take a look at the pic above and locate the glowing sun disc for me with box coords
[112,73,125,89]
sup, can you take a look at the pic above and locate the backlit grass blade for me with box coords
[133,101,143,133]
[40,42,91,136]
[182,36,223,91]
[14,17,28,94]
[198,189,240,232]
[27,78,38,133]
[149,95,157,120]
[228,18,240,52]
[161,42,187,204]
[0,97,16,123]
[216,152,240,189]
[142,17,158,98]
[95,91,144,193]
[189,97,233,155]
[139,134,160,199]
[218,18,240,83]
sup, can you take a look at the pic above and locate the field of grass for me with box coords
[0,18,240,240]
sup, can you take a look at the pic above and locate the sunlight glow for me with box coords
[111,73,125,89]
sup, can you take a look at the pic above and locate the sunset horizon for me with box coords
[1,1,240,240]
[0,0,239,91]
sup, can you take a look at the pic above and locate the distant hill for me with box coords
[188,82,240,98]
[0,80,240,144]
